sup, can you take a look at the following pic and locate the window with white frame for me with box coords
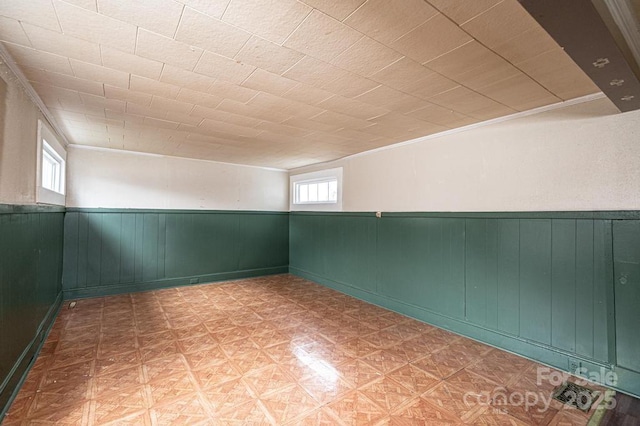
[290,167,342,211]
[294,177,338,204]
[37,120,66,205]
[41,140,64,194]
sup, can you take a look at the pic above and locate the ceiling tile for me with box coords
[149,95,195,115]
[425,41,521,90]
[317,95,389,119]
[142,116,180,130]
[207,80,258,103]
[24,67,104,96]
[59,0,97,11]
[379,96,427,114]
[160,64,215,93]
[461,0,538,49]
[217,99,292,123]
[104,85,153,106]
[193,50,256,84]
[454,61,521,92]
[280,82,333,105]
[466,103,517,121]
[176,0,230,18]
[391,13,472,64]
[284,10,362,62]
[136,29,203,71]
[309,110,373,130]
[200,118,263,138]
[176,88,222,109]
[331,36,403,77]
[0,16,31,46]
[0,0,61,32]
[426,0,501,25]
[31,82,83,107]
[344,0,438,45]
[428,85,513,117]
[515,48,599,101]
[241,68,299,96]
[80,92,126,112]
[175,7,251,59]
[3,43,72,74]
[97,0,184,38]
[54,0,137,53]
[407,102,478,128]
[129,75,181,99]
[234,36,304,75]
[100,45,164,80]
[370,110,429,131]
[424,41,498,77]
[354,85,421,111]
[297,0,365,21]
[221,0,312,45]
[492,26,559,65]
[478,73,560,110]
[191,105,263,128]
[282,55,348,87]
[281,116,340,132]
[21,22,102,63]
[69,59,130,88]
[247,92,324,119]
[371,57,457,96]
[256,121,313,137]
[320,73,379,98]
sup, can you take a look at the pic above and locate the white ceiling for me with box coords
[0,0,599,169]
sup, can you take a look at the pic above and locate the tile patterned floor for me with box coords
[4,274,606,425]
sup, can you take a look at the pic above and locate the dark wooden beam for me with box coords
[519,0,640,112]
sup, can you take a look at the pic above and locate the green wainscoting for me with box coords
[289,212,640,398]
[62,209,289,299]
[0,205,64,420]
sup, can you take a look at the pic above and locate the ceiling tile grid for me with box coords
[0,0,599,169]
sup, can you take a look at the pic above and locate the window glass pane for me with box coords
[299,183,308,203]
[318,181,329,202]
[292,175,339,205]
[308,183,318,202]
[329,180,337,201]
[42,153,55,191]
[42,142,64,194]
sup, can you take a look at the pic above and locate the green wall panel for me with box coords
[63,210,289,298]
[0,207,63,419]
[613,220,640,374]
[377,218,465,318]
[290,212,640,396]
[496,219,520,336]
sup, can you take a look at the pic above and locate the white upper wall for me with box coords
[66,146,289,211]
[292,96,640,212]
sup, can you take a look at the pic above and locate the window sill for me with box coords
[37,187,66,206]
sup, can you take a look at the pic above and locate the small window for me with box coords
[42,140,64,194]
[290,167,342,211]
[37,120,66,205]
[294,177,338,205]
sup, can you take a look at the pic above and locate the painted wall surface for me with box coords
[63,209,289,298]
[291,97,640,212]
[0,207,64,416]
[290,212,640,397]
[0,61,38,204]
[66,147,289,211]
